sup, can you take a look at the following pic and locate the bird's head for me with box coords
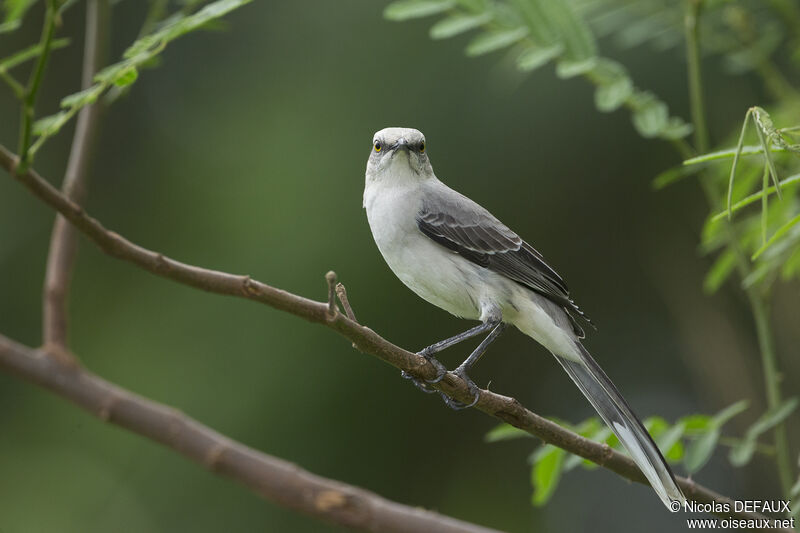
[366,127,433,178]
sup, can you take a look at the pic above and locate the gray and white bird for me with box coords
[363,127,685,509]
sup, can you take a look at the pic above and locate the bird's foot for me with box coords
[400,350,448,393]
[439,366,480,410]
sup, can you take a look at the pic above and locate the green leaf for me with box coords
[710,173,800,222]
[484,423,531,442]
[536,0,596,61]
[752,214,800,260]
[747,397,798,436]
[32,111,70,136]
[113,66,139,87]
[730,398,798,467]
[466,27,529,56]
[652,164,704,190]
[631,93,668,138]
[0,0,37,33]
[703,249,737,294]
[712,399,749,426]
[0,38,70,72]
[429,12,492,39]
[531,445,565,506]
[660,117,693,140]
[680,414,713,433]
[683,401,748,473]
[155,0,252,42]
[683,145,787,166]
[60,84,104,108]
[684,427,720,474]
[555,57,596,79]
[516,44,562,72]
[384,0,456,21]
[656,422,686,461]
[729,438,757,467]
[594,75,632,112]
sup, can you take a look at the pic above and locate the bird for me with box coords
[362,126,685,509]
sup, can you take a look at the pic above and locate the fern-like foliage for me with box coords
[384,0,693,141]
[661,106,800,292]
[487,397,798,506]
[0,0,252,161]
[573,0,798,76]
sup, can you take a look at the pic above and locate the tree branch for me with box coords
[42,0,109,356]
[0,144,787,528]
[0,333,499,533]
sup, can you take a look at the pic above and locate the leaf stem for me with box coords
[17,0,58,172]
[685,0,709,154]
[0,70,25,98]
[748,292,793,499]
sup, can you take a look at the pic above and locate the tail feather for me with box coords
[554,343,686,508]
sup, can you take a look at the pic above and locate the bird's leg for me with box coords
[401,321,499,392]
[440,322,508,410]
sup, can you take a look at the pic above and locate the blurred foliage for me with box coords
[681,106,800,293]
[487,397,799,506]
[0,0,252,161]
[384,0,692,141]
[1,0,800,531]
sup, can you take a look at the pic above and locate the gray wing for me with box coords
[416,187,593,334]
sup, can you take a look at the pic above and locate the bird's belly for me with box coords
[365,182,483,320]
[378,233,485,320]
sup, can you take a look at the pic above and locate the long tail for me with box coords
[554,342,686,508]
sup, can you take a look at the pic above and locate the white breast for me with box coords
[364,176,484,320]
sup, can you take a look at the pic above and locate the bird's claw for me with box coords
[400,351,449,393]
[418,351,448,384]
[401,370,438,393]
[439,367,481,410]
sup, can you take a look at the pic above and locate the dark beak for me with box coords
[390,138,409,153]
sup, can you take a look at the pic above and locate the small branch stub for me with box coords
[335,282,357,322]
[325,271,338,318]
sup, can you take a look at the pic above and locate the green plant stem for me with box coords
[17,0,58,172]
[749,292,793,498]
[685,0,709,154]
[683,0,794,502]
[0,70,25,98]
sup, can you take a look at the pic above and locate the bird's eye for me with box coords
[419,141,425,153]
[374,141,382,152]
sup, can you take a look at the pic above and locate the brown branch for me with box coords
[42,0,108,356]
[0,145,788,529]
[0,334,499,533]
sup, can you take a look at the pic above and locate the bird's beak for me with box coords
[390,138,409,153]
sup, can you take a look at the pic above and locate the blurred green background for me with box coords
[1,1,798,532]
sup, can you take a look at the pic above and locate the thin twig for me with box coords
[42,0,109,357]
[335,282,357,322]
[0,334,499,533]
[0,144,784,526]
[325,271,338,317]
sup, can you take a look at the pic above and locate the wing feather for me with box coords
[416,192,593,332]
